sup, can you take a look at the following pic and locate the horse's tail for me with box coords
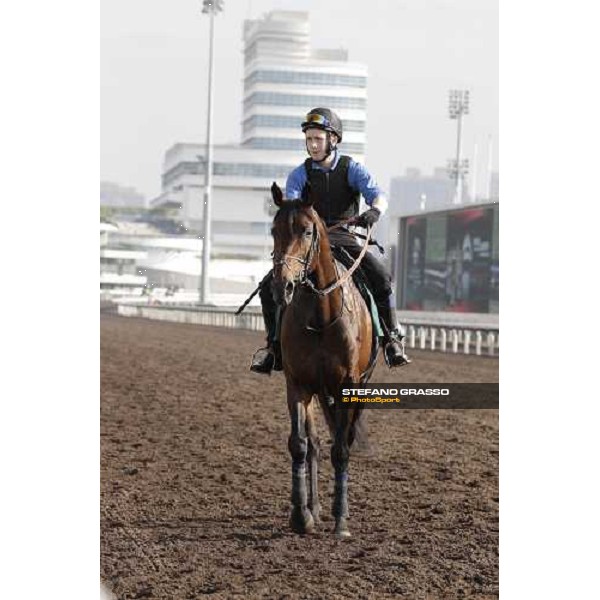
[319,396,374,456]
[349,408,374,456]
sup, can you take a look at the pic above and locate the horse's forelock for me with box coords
[274,202,321,232]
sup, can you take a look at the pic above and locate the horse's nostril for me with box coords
[285,281,294,293]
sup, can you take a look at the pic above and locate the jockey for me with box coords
[250,107,411,374]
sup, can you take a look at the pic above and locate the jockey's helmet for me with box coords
[301,108,343,143]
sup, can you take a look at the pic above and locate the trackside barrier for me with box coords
[400,325,498,357]
[115,303,498,357]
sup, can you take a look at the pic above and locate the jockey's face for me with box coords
[304,128,337,162]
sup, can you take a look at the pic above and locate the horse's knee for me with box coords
[330,441,349,469]
[288,433,308,465]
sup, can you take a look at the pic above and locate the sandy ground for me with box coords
[101,315,498,599]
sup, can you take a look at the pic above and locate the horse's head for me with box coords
[270,182,321,306]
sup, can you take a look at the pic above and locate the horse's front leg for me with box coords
[287,382,315,534]
[305,399,321,524]
[331,405,352,538]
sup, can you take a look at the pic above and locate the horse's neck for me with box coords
[311,234,343,325]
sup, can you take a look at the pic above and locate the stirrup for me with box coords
[383,333,412,368]
[250,347,275,374]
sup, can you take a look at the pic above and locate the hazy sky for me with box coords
[101,0,498,200]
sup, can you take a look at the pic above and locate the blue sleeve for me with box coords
[347,159,383,205]
[285,164,308,200]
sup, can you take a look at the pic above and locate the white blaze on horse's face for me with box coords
[272,209,316,306]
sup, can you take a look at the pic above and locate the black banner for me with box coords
[335,383,498,409]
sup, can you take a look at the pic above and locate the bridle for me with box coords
[271,212,375,333]
[272,224,320,287]
[272,213,373,297]
[234,213,372,319]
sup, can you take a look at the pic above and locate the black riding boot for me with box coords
[376,300,411,368]
[250,283,282,374]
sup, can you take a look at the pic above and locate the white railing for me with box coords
[402,325,498,357]
[114,303,499,357]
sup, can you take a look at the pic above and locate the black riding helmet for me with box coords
[301,108,343,143]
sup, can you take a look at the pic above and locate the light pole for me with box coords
[447,89,470,205]
[470,142,479,203]
[199,0,223,305]
[485,134,493,200]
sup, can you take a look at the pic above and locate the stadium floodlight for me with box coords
[447,89,471,204]
[448,89,469,120]
[202,0,224,13]
[199,0,224,305]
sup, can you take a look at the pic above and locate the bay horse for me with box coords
[270,182,376,538]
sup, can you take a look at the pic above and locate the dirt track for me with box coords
[101,315,499,599]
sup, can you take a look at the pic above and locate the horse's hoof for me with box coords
[334,518,351,538]
[290,508,315,534]
[334,527,351,539]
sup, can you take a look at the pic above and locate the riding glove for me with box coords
[356,208,381,228]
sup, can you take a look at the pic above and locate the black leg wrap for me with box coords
[289,435,308,507]
[331,440,350,518]
[332,471,349,518]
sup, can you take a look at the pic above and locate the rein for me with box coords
[303,221,374,297]
[234,215,374,316]
[295,217,372,332]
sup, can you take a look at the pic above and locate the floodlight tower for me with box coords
[199,0,224,305]
[447,89,470,205]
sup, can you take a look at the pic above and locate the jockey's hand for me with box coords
[355,208,380,228]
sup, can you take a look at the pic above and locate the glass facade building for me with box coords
[241,11,368,161]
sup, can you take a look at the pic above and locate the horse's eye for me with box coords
[304,229,313,237]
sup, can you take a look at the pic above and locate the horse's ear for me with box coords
[300,181,314,207]
[271,182,283,207]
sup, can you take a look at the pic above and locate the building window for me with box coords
[244,137,365,154]
[162,161,294,186]
[244,92,366,111]
[245,70,367,88]
[242,114,366,133]
[213,162,292,178]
